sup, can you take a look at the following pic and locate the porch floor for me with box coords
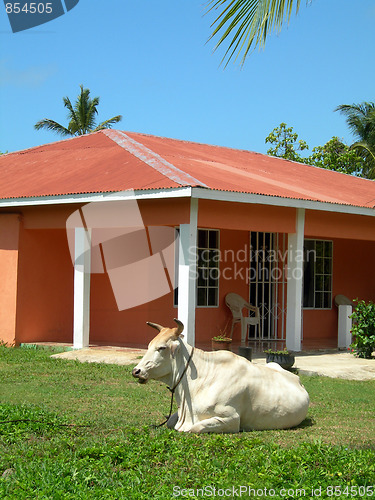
[22,338,340,357]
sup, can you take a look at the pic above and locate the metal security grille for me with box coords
[248,232,287,340]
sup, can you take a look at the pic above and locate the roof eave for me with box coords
[0,186,374,217]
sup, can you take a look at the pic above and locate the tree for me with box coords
[335,102,375,179]
[265,122,308,162]
[265,123,366,176]
[308,137,365,177]
[208,0,306,65]
[34,85,122,137]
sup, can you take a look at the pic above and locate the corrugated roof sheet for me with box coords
[1,129,374,208]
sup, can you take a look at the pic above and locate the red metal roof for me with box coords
[0,129,374,209]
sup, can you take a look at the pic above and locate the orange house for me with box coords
[0,130,374,351]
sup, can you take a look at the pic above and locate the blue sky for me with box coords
[1,0,374,155]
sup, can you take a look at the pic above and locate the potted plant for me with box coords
[264,348,295,369]
[211,334,232,351]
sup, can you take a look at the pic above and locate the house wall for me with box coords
[89,273,175,346]
[1,199,374,349]
[302,237,375,345]
[195,200,296,343]
[11,198,191,346]
[15,228,74,344]
[198,199,296,232]
[305,210,375,241]
[89,228,252,346]
[88,197,191,345]
[0,214,21,345]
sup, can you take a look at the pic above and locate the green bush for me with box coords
[350,300,375,359]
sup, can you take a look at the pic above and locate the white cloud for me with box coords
[0,60,57,87]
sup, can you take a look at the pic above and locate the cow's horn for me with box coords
[146,322,164,332]
[173,318,184,336]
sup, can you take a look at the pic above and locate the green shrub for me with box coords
[350,300,375,359]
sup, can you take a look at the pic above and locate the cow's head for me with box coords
[132,318,184,384]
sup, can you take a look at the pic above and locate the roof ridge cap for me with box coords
[103,129,208,188]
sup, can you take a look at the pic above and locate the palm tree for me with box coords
[335,102,375,179]
[35,85,122,137]
[208,0,305,65]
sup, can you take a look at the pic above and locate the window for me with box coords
[303,239,333,309]
[197,229,220,307]
[174,228,220,308]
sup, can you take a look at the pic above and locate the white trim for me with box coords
[191,187,375,217]
[177,198,198,346]
[0,185,374,217]
[0,187,193,208]
[337,305,353,349]
[286,208,305,352]
[73,227,91,349]
[196,228,220,308]
[302,238,333,311]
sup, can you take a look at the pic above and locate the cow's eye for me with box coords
[157,346,167,352]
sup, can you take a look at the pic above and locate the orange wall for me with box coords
[22,198,191,229]
[139,198,190,226]
[13,197,190,345]
[199,199,296,232]
[89,227,250,345]
[305,210,375,241]
[15,228,74,344]
[2,199,374,348]
[13,226,375,348]
[303,237,375,343]
[23,204,77,229]
[90,272,176,346]
[0,215,20,345]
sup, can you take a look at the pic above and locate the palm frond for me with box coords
[335,102,375,142]
[34,119,73,136]
[94,115,123,132]
[35,85,122,137]
[207,0,302,66]
[74,86,90,134]
[86,96,100,132]
[351,141,375,163]
[63,96,81,135]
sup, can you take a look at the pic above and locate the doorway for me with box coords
[248,232,287,340]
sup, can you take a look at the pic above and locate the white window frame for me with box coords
[196,228,220,308]
[173,228,220,308]
[303,239,333,310]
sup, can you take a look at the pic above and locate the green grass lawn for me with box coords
[0,345,374,499]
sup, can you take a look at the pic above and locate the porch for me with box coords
[8,195,374,352]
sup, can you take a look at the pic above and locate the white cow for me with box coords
[132,319,309,433]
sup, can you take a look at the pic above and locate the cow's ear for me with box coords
[170,340,180,358]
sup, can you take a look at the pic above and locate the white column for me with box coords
[178,198,198,346]
[286,208,305,352]
[338,305,353,349]
[73,227,91,349]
